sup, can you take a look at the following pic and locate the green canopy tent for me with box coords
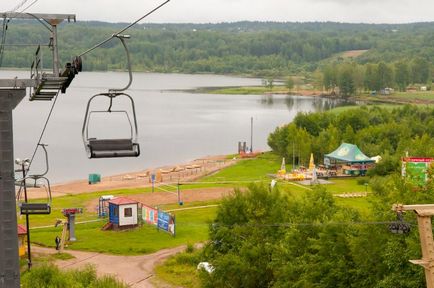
[324,143,375,175]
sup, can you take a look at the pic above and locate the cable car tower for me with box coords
[0,13,76,288]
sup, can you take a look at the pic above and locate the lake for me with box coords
[1,71,345,183]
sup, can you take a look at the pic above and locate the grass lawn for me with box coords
[30,203,217,255]
[394,91,434,101]
[325,178,371,194]
[204,152,281,183]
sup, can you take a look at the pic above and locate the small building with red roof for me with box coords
[17,224,27,257]
[108,197,139,229]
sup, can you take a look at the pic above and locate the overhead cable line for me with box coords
[9,0,32,14]
[148,220,417,228]
[241,220,415,228]
[18,0,39,14]
[78,0,170,58]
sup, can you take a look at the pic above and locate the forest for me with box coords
[318,59,432,98]
[1,21,434,76]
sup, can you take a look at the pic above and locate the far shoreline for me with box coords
[193,85,434,105]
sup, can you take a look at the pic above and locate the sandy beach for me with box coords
[19,155,237,200]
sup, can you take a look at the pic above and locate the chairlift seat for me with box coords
[20,203,51,215]
[88,138,140,158]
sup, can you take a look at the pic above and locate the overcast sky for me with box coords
[1,0,434,24]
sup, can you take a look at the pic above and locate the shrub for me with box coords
[21,263,127,288]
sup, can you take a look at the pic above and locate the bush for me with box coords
[21,263,127,288]
[186,242,195,253]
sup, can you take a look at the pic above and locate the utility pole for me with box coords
[392,204,434,288]
[17,159,32,269]
[250,116,253,153]
[0,13,76,288]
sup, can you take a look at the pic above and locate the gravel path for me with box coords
[33,245,190,287]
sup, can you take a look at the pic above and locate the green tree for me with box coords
[394,61,410,91]
[202,184,290,288]
[364,63,380,91]
[285,76,294,91]
[337,64,355,98]
[411,57,431,84]
[322,64,338,93]
[377,62,394,90]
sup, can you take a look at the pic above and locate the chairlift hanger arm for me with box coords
[109,35,132,93]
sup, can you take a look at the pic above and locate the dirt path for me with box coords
[33,245,191,287]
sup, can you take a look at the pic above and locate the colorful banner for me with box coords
[142,205,158,226]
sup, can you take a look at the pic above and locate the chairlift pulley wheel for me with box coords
[389,211,411,234]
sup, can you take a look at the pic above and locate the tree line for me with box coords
[1,21,434,76]
[267,105,434,175]
[319,59,432,97]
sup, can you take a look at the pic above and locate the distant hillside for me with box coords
[1,21,433,75]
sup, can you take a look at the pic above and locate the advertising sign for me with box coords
[157,210,175,236]
[402,157,434,185]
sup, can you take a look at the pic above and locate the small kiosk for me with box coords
[108,197,139,230]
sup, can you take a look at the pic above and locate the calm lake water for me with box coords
[2,71,345,183]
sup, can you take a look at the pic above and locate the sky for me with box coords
[1,0,434,24]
